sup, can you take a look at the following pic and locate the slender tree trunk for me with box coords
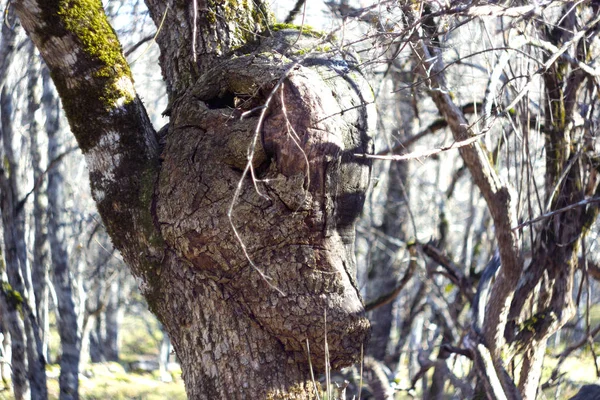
[0,278,28,400]
[0,314,11,389]
[27,43,51,361]
[0,12,28,399]
[1,86,48,400]
[103,279,121,362]
[366,66,414,361]
[1,13,51,391]
[158,324,171,381]
[43,68,82,400]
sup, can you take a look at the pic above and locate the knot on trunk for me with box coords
[156,30,375,371]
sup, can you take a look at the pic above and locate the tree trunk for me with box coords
[1,84,48,400]
[15,1,375,398]
[27,43,51,362]
[366,66,414,361]
[158,324,171,381]
[45,68,82,400]
[103,278,122,362]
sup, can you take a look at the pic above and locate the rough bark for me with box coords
[15,1,375,398]
[144,0,273,102]
[153,31,374,398]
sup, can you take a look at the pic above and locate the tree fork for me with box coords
[15,1,375,398]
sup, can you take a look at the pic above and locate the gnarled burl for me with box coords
[157,30,374,399]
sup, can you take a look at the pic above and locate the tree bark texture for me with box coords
[153,31,374,398]
[15,1,375,398]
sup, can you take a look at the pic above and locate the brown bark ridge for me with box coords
[15,0,375,398]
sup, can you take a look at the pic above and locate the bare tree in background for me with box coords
[350,2,600,399]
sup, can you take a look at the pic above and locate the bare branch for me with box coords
[512,197,600,231]
[284,0,306,24]
[408,6,522,363]
[364,244,417,312]
[356,133,485,161]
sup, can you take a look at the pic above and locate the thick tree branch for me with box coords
[143,0,273,101]
[14,0,165,287]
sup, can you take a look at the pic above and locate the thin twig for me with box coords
[512,197,600,231]
[284,0,306,24]
[355,132,485,161]
[128,5,168,64]
[305,339,321,400]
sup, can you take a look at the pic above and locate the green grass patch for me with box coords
[44,362,185,400]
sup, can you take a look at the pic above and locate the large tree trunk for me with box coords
[15,1,375,398]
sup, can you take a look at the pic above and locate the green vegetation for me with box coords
[271,23,326,38]
[45,362,186,400]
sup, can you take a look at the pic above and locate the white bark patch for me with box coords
[92,188,106,202]
[44,36,81,80]
[112,76,136,108]
[84,131,122,185]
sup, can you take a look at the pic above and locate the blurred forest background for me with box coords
[1,0,600,399]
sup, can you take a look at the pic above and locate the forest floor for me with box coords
[1,309,597,399]
[45,362,186,400]
[0,352,596,399]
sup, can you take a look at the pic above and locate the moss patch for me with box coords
[1,281,23,310]
[271,23,326,39]
[57,0,133,108]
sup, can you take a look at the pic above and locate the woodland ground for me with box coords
[1,307,598,399]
